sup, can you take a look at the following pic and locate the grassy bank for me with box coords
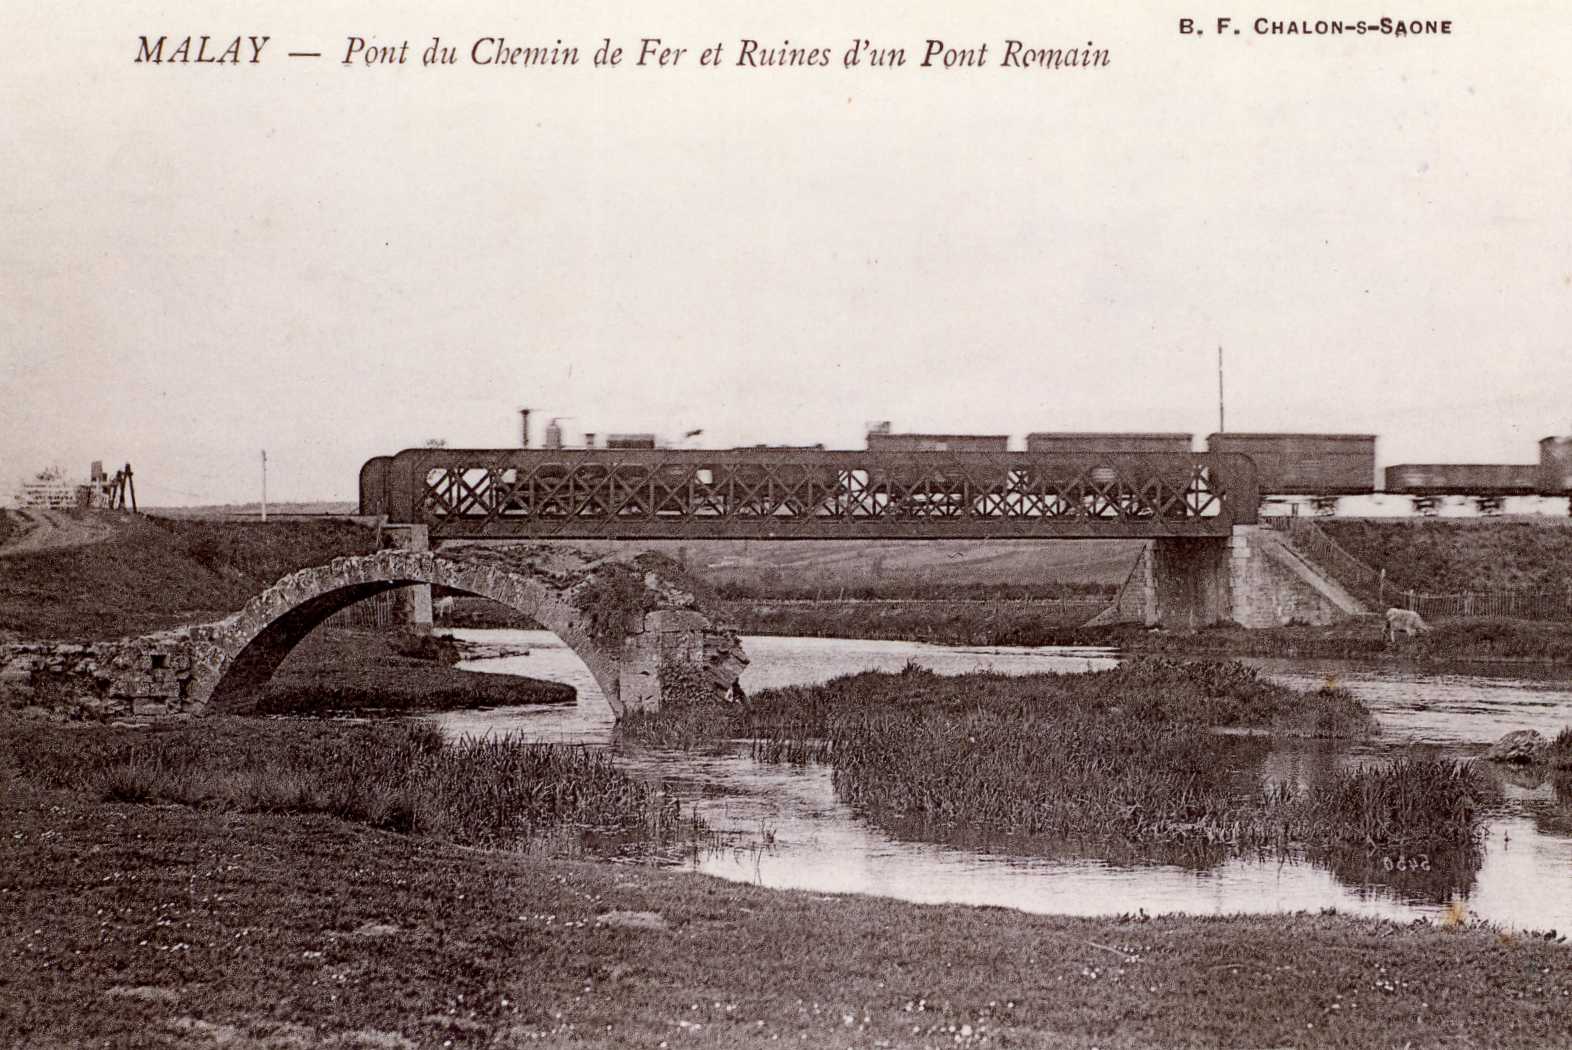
[719,598,1105,646]
[0,510,381,640]
[1106,617,1572,664]
[250,627,574,715]
[625,662,1491,864]
[0,717,677,851]
[1322,517,1572,594]
[3,779,1568,1049]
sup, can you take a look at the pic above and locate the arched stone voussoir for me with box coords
[190,545,746,718]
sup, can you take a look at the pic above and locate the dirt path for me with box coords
[0,509,116,557]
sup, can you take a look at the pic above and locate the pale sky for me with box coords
[4,1,1570,505]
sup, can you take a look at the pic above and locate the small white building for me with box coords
[14,467,78,509]
[13,462,117,509]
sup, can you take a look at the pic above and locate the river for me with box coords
[432,629,1572,933]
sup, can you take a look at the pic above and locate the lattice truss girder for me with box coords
[406,450,1246,536]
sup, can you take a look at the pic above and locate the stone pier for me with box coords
[387,524,433,632]
[1132,525,1369,630]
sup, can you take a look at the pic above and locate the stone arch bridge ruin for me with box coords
[0,545,747,719]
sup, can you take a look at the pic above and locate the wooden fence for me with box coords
[324,591,399,630]
[1387,586,1572,622]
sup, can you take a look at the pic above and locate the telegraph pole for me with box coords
[260,450,268,522]
[1217,346,1226,434]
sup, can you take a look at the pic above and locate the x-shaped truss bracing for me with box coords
[374,449,1257,539]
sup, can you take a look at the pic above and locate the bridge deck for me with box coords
[362,449,1258,540]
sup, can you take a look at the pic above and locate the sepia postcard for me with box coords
[3,2,1571,1047]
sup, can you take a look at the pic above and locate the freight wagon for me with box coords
[1023,433,1201,520]
[1384,464,1542,496]
[1541,437,1572,495]
[1206,433,1377,496]
[1025,432,1192,454]
[863,432,1012,513]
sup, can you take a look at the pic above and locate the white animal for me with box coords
[1383,607,1431,642]
[433,596,455,622]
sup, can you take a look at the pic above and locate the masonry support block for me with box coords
[388,524,433,633]
[1226,524,1367,627]
[1150,536,1232,631]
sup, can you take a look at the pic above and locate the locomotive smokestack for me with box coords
[519,408,531,448]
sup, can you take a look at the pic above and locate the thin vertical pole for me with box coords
[1217,346,1226,433]
[261,450,268,522]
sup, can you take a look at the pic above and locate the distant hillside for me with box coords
[542,538,1138,600]
[146,501,359,519]
[1320,518,1572,594]
[0,510,380,641]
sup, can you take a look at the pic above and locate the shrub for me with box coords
[572,563,655,647]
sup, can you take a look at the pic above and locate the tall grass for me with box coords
[1,718,680,848]
[1295,758,1490,852]
[1548,726,1572,770]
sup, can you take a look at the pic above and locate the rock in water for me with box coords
[1485,729,1549,764]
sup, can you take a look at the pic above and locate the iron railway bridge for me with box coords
[361,448,1259,540]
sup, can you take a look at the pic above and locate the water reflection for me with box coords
[433,629,1572,932]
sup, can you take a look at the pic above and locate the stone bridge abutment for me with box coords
[1124,525,1370,630]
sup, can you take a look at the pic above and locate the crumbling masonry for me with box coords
[0,545,747,720]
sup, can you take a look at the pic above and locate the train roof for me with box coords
[1027,431,1191,439]
[1207,432,1377,441]
[866,432,1010,440]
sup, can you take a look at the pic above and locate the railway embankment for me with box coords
[1320,516,1572,594]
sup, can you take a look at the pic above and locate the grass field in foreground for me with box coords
[2,782,1568,1049]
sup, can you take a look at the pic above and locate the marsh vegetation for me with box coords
[623,659,1494,864]
[0,717,678,850]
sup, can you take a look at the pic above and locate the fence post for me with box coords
[1407,589,1415,612]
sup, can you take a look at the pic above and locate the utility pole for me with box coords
[260,450,268,522]
[1217,346,1226,434]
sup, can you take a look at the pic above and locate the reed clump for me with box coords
[1,717,679,848]
[1548,726,1572,770]
[1293,757,1493,852]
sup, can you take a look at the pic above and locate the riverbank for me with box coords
[4,775,1569,1049]
[722,599,1572,664]
[1,716,674,849]
[244,628,574,715]
[717,598,1105,647]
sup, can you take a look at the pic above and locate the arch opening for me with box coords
[191,549,746,718]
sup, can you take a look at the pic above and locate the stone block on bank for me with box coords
[1485,729,1549,765]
